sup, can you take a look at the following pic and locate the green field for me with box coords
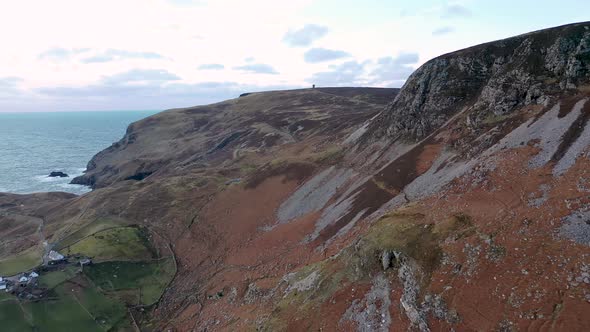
[71,284,127,330]
[54,218,128,251]
[60,226,154,262]
[0,295,102,332]
[26,294,102,332]
[0,220,173,330]
[0,300,32,332]
[0,246,43,275]
[85,258,176,305]
[0,280,130,332]
[38,266,79,289]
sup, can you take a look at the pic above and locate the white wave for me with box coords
[33,175,63,183]
[33,166,87,184]
[67,167,87,178]
[57,183,91,194]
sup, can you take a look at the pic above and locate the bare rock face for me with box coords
[363,22,590,144]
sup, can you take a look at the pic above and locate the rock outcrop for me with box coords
[363,22,590,144]
[48,171,68,178]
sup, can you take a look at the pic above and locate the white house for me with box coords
[29,272,39,278]
[80,258,92,265]
[19,276,28,284]
[0,283,6,291]
[48,250,65,261]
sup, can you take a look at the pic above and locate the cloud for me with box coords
[392,52,419,65]
[33,77,297,111]
[432,26,454,36]
[306,51,419,87]
[0,76,22,87]
[304,48,351,63]
[0,77,24,98]
[233,63,278,74]
[283,24,329,47]
[166,0,205,6]
[35,69,181,103]
[81,49,164,63]
[38,47,90,61]
[441,4,472,18]
[369,52,419,87]
[39,47,164,63]
[100,69,181,85]
[307,61,366,86]
[198,63,225,70]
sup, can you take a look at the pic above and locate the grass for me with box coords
[73,284,127,330]
[0,291,12,301]
[25,293,102,332]
[61,226,154,262]
[38,266,79,289]
[0,300,32,332]
[54,217,127,251]
[84,258,176,305]
[1,261,133,332]
[111,316,135,331]
[14,282,130,332]
[0,246,43,276]
[111,289,141,305]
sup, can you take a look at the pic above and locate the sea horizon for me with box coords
[0,110,158,194]
[0,109,162,114]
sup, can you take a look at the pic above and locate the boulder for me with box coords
[48,171,69,178]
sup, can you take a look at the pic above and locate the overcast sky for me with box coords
[0,0,587,111]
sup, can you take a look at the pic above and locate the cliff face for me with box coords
[363,22,590,143]
[3,22,590,332]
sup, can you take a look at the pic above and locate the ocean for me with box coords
[0,111,158,195]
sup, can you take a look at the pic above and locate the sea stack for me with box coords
[48,171,69,178]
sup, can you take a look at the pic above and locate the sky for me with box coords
[0,0,587,112]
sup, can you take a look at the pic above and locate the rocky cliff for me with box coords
[363,22,590,144]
